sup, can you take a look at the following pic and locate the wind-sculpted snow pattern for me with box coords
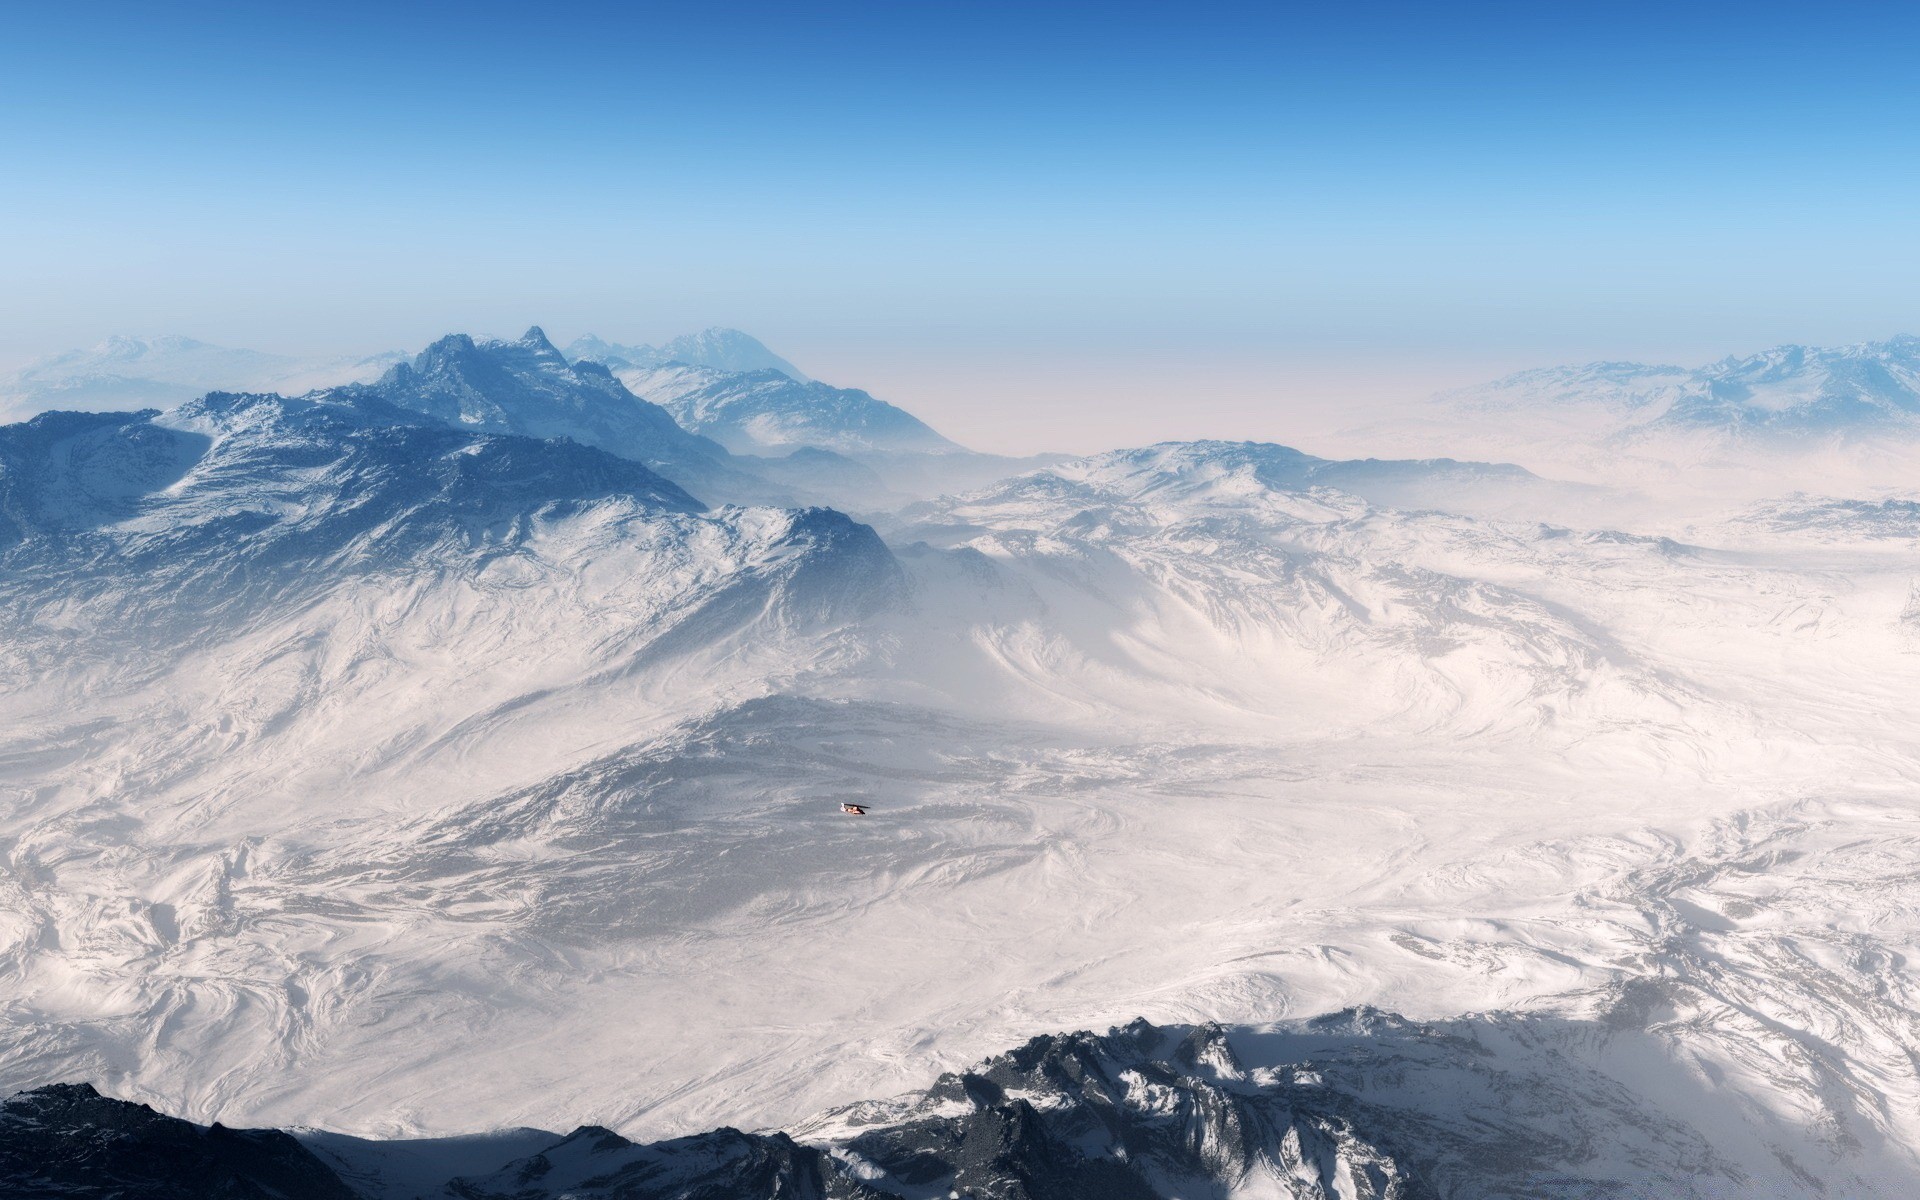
[7,338,1920,1197]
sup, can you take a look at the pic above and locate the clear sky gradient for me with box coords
[4,1,1919,451]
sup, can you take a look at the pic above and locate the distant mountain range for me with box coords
[1446,334,1920,439]
[0,326,1007,506]
[0,335,405,423]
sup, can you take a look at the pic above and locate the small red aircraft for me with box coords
[840,802,868,815]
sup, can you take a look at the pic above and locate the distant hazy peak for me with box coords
[1446,334,1920,452]
[1479,335,1914,384]
[90,334,219,360]
[563,327,808,382]
[658,327,808,380]
[0,335,404,424]
[615,360,961,456]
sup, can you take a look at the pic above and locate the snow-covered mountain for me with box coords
[358,326,835,508]
[10,360,1920,1195]
[0,393,902,684]
[617,360,962,456]
[565,327,808,381]
[0,335,404,423]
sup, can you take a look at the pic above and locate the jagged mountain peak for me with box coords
[416,331,476,357]
[362,328,753,498]
[351,328,892,508]
[91,333,217,360]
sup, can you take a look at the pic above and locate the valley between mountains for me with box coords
[6,329,1920,1196]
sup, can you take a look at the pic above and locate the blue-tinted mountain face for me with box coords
[0,390,695,560]
[0,389,901,677]
[362,328,764,500]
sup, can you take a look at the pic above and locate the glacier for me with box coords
[5,330,1920,1196]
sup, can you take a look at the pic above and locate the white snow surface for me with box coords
[5,389,1920,1192]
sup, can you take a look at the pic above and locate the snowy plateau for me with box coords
[5,330,1920,1197]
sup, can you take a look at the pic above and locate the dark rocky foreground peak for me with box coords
[0,1012,1759,1198]
[0,1082,358,1199]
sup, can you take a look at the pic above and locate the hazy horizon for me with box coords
[16,6,1920,1194]
[12,321,1920,458]
[8,1,1920,453]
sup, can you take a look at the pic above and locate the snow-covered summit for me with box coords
[362,327,762,504]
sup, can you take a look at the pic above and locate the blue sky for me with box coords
[4,1,1920,449]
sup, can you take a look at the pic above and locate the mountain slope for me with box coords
[0,1083,358,1200]
[0,389,901,715]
